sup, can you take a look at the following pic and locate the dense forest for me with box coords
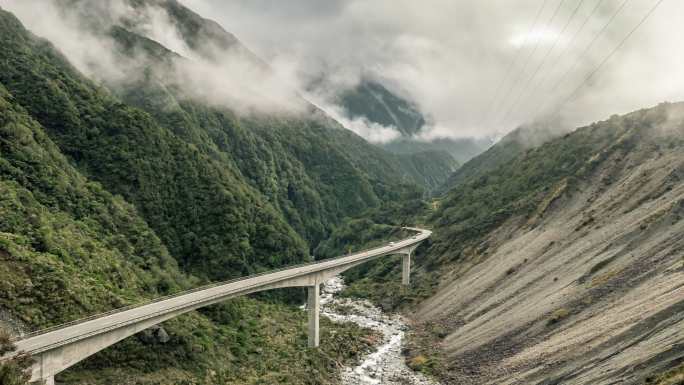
[0,5,402,384]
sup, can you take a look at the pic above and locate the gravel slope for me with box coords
[415,112,684,384]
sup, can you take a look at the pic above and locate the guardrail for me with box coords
[13,227,428,342]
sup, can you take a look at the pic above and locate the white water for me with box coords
[318,276,439,385]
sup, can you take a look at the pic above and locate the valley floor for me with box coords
[321,276,438,385]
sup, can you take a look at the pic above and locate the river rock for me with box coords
[320,276,440,385]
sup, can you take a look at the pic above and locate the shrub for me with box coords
[0,328,32,385]
[408,355,429,371]
[547,308,570,326]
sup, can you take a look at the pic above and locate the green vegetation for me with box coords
[0,5,387,384]
[646,362,684,385]
[0,9,308,281]
[60,298,377,385]
[428,115,639,267]
[0,81,187,325]
[338,80,426,137]
[0,328,31,385]
[546,308,570,326]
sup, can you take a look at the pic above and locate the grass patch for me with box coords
[590,270,619,287]
[645,362,684,384]
[547,308,570,326]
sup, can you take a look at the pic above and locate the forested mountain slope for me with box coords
[0,81,188,328]
[331,77,488,182]
[0,6,377,384]
[339,80,426,137]
[435,123,565,195]
[0,9,308,280]
[68,0,447,242]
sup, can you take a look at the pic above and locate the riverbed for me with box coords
[319,276,439,385]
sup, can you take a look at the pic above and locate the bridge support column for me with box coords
[402,252,411,286]
[307,283,320,348]
[32,377,54,385]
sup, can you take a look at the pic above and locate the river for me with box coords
[318,276,439,385]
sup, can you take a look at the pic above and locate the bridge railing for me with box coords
[14,227,427,342]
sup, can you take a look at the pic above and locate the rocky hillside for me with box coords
[408,102,684,384]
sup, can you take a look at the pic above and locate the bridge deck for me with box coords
[13,227,431,356]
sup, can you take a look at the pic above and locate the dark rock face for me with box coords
[139,326,170,344]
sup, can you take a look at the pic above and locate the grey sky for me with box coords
[181,0,684,139]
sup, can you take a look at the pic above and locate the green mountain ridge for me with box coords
[0,6,380,384]
[333,78,490,177]
[435,122,568,195]
[339,80,425,137]
[0,9,308,280]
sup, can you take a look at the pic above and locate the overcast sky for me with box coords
[181,0,684,139]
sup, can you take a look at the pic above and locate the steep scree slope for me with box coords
[416,103,684,384]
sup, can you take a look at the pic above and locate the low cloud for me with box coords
[4,0,683,139]
[309,98,401,144]
[181,0,684,139]
[0,0,306,115]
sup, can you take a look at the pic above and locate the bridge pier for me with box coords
[13,228,430,382]
[31,377,54,385]
[307,283,320,348]
[402,252,411,286]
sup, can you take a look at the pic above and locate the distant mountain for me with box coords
[383,136,493,164]
[339,80,426,137]
[435,123,567,195]
[337,78,489,160]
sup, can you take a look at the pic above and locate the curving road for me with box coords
[5,227,431,384]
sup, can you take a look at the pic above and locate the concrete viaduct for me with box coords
[4,227,431,385]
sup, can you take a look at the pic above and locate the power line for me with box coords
[492,0,567,126]
[553,0,666,111]
[531,0,631,118]
[478,0,549,128]
[499,0,587,124]
[527,0,607,107]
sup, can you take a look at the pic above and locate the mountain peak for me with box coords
[338,79,426,137]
